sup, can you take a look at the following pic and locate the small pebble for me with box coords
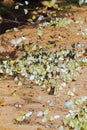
[37,128,42,130]
[15,104,22,108]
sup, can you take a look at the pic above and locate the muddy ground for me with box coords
[0,5,87,130]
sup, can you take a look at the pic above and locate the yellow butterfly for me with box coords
[42,0,56,8]
[15,114,25,122]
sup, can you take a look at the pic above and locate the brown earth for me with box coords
[0,5,87,130]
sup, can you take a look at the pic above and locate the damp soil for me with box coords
[0,5,87,130]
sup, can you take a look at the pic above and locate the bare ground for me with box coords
[0,5,87,130]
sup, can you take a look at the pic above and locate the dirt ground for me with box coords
[0,5,87,130]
